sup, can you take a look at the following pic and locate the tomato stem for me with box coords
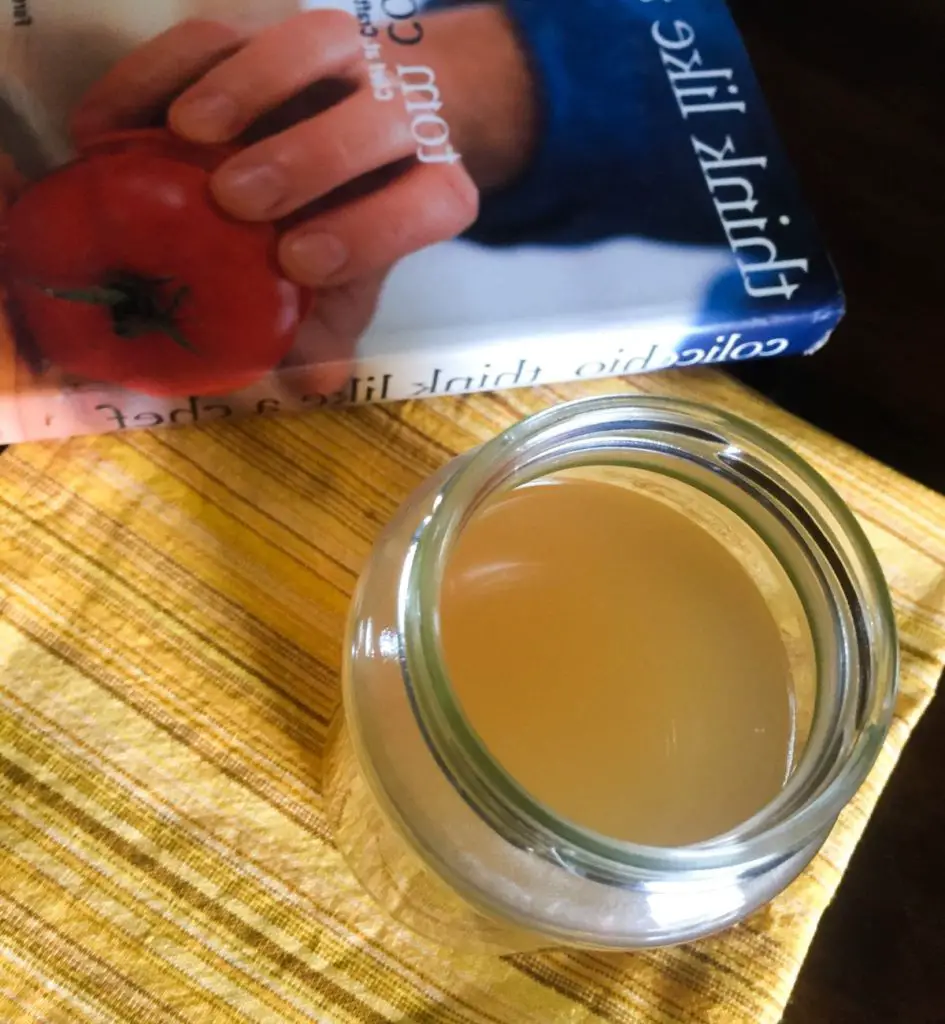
[42,273,198,353]
[42,285,129,307]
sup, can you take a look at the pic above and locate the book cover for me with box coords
[0,0,844,444]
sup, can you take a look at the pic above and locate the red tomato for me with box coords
[4,130,307,397]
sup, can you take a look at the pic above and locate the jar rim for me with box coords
[399,394,899,878]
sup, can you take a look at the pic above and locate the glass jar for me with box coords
[325,395,898,952]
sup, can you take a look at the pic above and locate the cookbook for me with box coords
[0,0,844,444]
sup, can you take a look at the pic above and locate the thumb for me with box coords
[278,269,389,398]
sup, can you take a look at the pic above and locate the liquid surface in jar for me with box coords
[439,475,795,847]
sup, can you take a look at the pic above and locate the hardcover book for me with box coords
[0,0,843,443]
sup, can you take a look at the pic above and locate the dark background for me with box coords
[725,1,945,1020]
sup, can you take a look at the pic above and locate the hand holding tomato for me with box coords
[50,8,540,397]
[69,10,493,289]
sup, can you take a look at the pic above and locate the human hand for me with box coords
[68,7,535,388]
[69,11,483,290]
[277,269,389,397]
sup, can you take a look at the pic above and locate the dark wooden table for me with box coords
[726,1,945,1019]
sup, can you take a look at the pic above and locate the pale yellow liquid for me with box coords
[440,476,795,847]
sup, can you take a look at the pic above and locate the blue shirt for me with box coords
[425,0,725,248]
[423,0,844,341]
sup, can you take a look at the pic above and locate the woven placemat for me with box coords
[0,369,943,1024]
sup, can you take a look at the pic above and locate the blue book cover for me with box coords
[0,0,843,442]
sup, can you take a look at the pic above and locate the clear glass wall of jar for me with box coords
[325,395,898,952]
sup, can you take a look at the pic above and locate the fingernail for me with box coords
[214,163,285,217]
[172,92,239,140]
[285,233,348,281]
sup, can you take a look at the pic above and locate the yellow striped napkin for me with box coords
[0,369,942,1024]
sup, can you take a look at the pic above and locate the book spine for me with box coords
[0,310,842,445]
